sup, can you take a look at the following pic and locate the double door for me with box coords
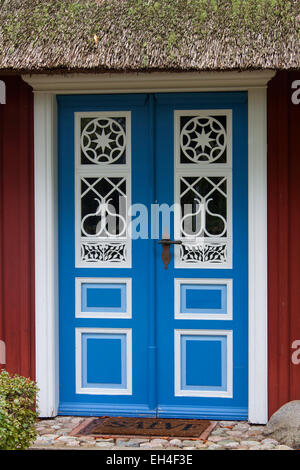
[58,92,248,419]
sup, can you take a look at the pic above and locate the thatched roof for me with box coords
[0,0,299,73]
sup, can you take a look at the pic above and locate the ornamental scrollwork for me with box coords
[81,117,126,165]
[180,116,227,164]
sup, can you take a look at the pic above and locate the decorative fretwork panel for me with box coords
[80,116,127,165]
[174,110,232,268]
[180,176,227,239]
[81,177,127,238]
[175,110,232,167]
[180,243,227,264]
[175,175,232,267]
[75,112,131,267]
[77,176,129,267]
[180,115,227,164]
[81,242,127,264]
[175,174,231,267]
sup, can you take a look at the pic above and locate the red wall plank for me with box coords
[0,76,35,379]
[288,73,300,404]
[268,71,300,416]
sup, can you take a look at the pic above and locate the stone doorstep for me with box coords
[34,417,297,450]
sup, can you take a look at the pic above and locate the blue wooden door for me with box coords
[155,93,248,420]
[58,92,248,419]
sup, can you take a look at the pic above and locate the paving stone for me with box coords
[115,438,129,445]
[149,438,169,447]
[208,436,225,442]
[217,439,239,445]
[66,440,80,447]
[38,428,56,435]
[39,433,60,439]
[223,441,240,449]
[182,440,197,447]
[218,421,237,427]
[247,426,266,435]
[139,442,152,448]
[127,438,150,444]
[205,440,217,446]
[234,423,250,431]
[147,444,165,449]
[34,438,55,446]
[57,436,78,443]
[195,442,208,449]
[95,441,114,448]
[240,440,262,447]
[207,444,224,450]
[123,442,140,448]
[226,430,244,438]
[247,432,264,440]
[261,438,279,445]
[79,441,97,447]
[210,429,228,436]
[169,439,184,447]
[52,441,67,447]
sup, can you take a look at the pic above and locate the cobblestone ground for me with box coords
[31,417,293,450]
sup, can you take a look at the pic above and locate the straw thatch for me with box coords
[0,0,299,73]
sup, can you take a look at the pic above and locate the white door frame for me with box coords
[23,70,274,423]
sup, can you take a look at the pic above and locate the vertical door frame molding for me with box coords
[33,93,59,417]
[24,70,274,422]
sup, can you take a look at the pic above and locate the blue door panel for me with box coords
[58,94,156,415]
[154,93,248,419]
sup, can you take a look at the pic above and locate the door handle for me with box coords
[158,239,182,270]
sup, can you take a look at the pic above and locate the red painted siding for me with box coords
[268,71,300,416]
[0,76,35,379]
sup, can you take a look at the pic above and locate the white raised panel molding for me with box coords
[248,88,268,424]
[174,329,233,398]
[75,328,132,395]
[25,70,274,421]
[34,94,59,417]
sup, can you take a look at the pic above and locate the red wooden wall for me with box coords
[0,76,35,379]
[268,71,300,416]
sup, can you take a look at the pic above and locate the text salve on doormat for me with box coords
[73,416,213,438]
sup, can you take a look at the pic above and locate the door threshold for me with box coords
[58,402,157,417]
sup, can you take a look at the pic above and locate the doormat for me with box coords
[73,416,213,439]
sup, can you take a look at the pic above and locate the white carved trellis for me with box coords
[174,110,232,268]
[75,111,131,268]
[180,116,227,164]
[81,117,126,165]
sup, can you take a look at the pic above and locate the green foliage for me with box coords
[0,370,39,450]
